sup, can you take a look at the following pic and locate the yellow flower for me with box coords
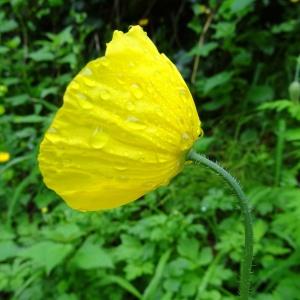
[0,152,10,163]
[138,18,149,27]
[38,26,201,211]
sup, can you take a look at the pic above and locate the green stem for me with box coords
[187,150,253,300]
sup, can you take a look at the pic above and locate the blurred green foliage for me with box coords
[1,0,300,299]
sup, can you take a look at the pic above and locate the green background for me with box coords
[1,0,300,299]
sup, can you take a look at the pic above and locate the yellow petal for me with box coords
[38,25,201,211]
[0,152,10,163]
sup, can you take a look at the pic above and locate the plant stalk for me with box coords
[187,150,253,300]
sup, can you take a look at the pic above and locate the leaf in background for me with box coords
[71,241,114,270]
[285,129,300,141]
[0,241,20,262]
[246,85,274,103]
[19,241,73,274]
[0,19,18,33]
[203,71,233,94]
[272,20,297,34]
[198,247,213,266]
[29,49,55,62]
[177,237,199,261]
[192,137,215,154]
[5,94,30,106]
[214,22,236,39]
[231,0,255,13]
[143,250,171,300]
[12,115,45,123]
[189,42,218,57]
[187,18,202,34]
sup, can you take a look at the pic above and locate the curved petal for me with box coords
[38,25,201,211]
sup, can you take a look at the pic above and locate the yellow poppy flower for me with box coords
[38,25,201,211]
[0,152,10,163]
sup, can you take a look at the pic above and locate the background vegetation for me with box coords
[1,0,300,299]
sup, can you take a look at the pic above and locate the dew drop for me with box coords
[201,206,207,212]
[181,132,190,140]
[126,101,135,111]
[127,115,140,122]
[77,96,93,109]
[117,75,125,84]
[114,165,127,171]
[101,57,109,67]
[62,158,72,167]
[126,115,146,130]
[131,83,143,99]
[128,62,135,68]
[45,133,60,144]
[100,89,110,100]
[179,88,189,103]
[81,67,93,76]
[90,127,108,149]
[48,127,57,133]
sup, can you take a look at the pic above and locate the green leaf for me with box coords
[29,49,55,61]
[177,237,199,261]
[272,20,297,34]
[203,71,233,94]
[0,241,20,261]
[42,223,83,242]
[231,0,255,13]
[12,115,45,123]
[198,247,213,266]
[285,129,300,141]
[71,241,114,270]
[246,85,274,103]
[189,42,218,57]
[19,241,73,274]
[5,94,30,106]
[214,22,235,39]
[0,19,18,33]
[100,275,142,299]
[143,250,171,300]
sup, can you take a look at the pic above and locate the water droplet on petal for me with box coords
[131,83,143,99]
[77,94,93,109]
[62,158,72,168]
[45,133,60,144]
[114,165,127,171]
[127,115,140,122]
[101,57,109,67]
[90,127,108,149]
[100,89,110,100]
[179,88,189,103]
[127,101,135,111]
[81,67,93,76]
[126,115,146,130]
[48,127,57,133]
[182,132,190,140]
[128,62,135,68]
[117,75,125,84]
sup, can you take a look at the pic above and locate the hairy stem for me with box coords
[187,150,253,300]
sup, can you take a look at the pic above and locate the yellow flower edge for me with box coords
[38,25,201,211]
